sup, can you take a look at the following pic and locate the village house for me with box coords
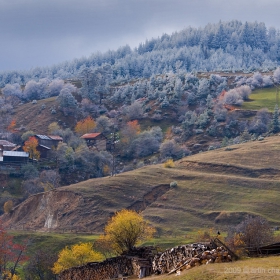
[1,151,29,163]
[0,140,23,162]
[34,135,63,149]
[0,140,16,151]
[34,135,63,158]
[80,133,108,151]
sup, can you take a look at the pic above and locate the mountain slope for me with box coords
[2,136,280,233]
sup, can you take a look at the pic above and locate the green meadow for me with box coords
[242,87,279,111]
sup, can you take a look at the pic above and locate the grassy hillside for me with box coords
[61,135,280,232]
[4,135,280,236]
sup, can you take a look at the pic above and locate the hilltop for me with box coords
[2,135,280,234]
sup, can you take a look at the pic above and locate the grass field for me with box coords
[242,87,278,111]
[11,231,100,255]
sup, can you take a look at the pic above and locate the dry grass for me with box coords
[14,97,77,133]
[57,135,280,234]
[144,256,280,280]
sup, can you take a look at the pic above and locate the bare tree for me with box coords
[235,215,273,250]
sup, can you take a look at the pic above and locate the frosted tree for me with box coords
[273,68,280,84]
[23,78,50,100]
[57,84,78,116]
[47,79,64,97]
[2,83,22,98]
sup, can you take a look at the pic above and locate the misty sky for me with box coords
[1,0,280,72]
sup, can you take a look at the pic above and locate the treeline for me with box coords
[1,21,280,87]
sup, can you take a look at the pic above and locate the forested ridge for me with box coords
[1,20,280,86]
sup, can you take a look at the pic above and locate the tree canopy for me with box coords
[103,209,155,254]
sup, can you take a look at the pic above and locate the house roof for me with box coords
[35,135,51,140]
[38,144,51,150]
[48,135,63,141]
[3,151,29,157]
[81,133,101,139]
[0,140,16,147]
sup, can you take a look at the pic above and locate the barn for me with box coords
[2,151,29,163]
[80,133,107,151]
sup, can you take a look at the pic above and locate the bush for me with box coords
[21,163,39,179]
[52,243,103,274]
[170,181,178,188]
[3,200,13,214]
[163,159,175,168]
[21,130,35,142]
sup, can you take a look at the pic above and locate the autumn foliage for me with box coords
[75,116,96,135]
[103,209,155,254]
[0,221,28,279]
[7,119,16,132]
[121,120,141,144]
[163,158,175,168]
[3,200,13,214]
[52,243,103,274]
[127,120,141,134]
[23,136,40,160]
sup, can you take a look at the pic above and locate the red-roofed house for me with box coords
[80,133,107,151]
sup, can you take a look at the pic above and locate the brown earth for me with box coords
[13,97,77,134]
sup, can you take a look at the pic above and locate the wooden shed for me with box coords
[35,135,63,149]
[81,133,107,151]
[2,151,29,163]
[0,140,16,151]
[37,145,51,158]
[47,135,63,147]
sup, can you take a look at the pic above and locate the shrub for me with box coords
[3,200,13,214]
[163,159,175,168]
[21,130,35,142]
[170,181,178,188]
[52,243,103,274]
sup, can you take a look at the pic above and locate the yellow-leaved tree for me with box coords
[23,136,40,160]
[75,116,96,135]
[103,209,155,254]
[52,242,103,274]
